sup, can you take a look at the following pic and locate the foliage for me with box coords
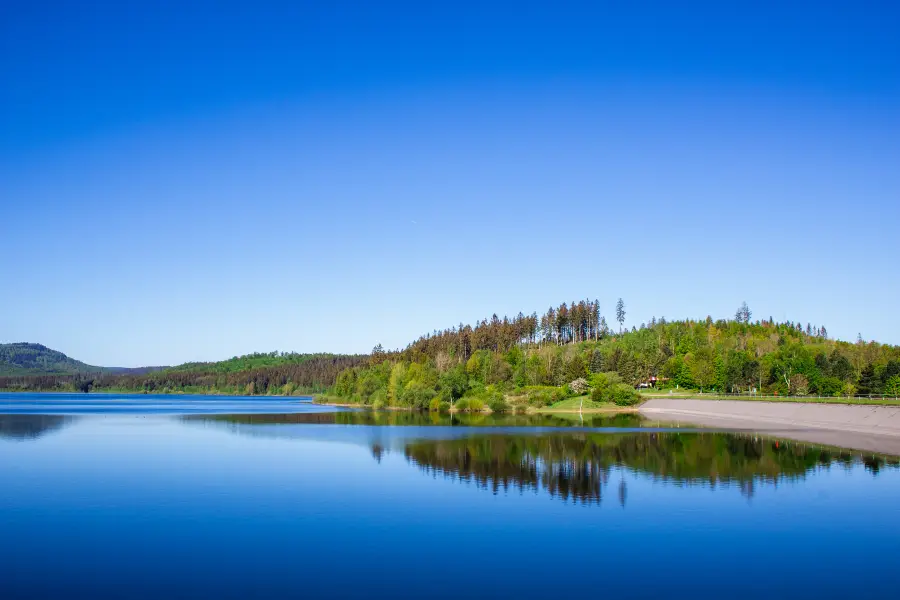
[0,343,103,376]
[487,398,511,413]
[322,299,900,408]
[885,375,900,398]
[1,352,365,395]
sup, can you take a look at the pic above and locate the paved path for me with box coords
[640,399,900,455]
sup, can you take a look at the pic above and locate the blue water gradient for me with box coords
[1,397,898,599]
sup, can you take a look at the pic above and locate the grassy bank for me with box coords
[535,395,628,413]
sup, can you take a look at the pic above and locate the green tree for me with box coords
[884,375,900,398]
[616,298,626,333]
[565,355,588,382]
[858,364,880,396]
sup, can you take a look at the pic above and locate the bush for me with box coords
[590,372,625,404]
[816,376,844,397]
[487,398,510,413]
[401,385,436,410]
[368,388,387,407]
[568,378,589,395]
[522,386,567,407]
[372,398,385,410]
[438,400,451,412]
[429,396,442,412]
[467,398,485,412]
[885,375,900,398]
[454,397,485,412]
[609,383,642,406]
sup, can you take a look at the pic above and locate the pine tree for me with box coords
[858,364,880,396]
[616,298,626,333]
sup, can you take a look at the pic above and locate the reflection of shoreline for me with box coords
[180,412,900,503]
[402,432,900,503]
[0,415,76,440]
[182,411,646,428]
[180,412,650,453]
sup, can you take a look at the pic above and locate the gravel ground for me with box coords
[640,399,900,455]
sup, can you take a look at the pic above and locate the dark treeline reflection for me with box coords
[0,414,75,441]
[183,410,645,428]
[402,433,900,503]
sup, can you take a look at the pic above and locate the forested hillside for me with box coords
[326,299,900,411]
[0,351,365,395]
[0,343,101,375]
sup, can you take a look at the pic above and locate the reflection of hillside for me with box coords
[402,433,900,504]
[0,415,75,440]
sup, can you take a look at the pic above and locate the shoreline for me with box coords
[313,399,634,415]
[640,399,900,455]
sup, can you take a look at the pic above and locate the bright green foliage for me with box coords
[327,301,900,406]
[609,384,643,406]
[884,375,900,398]
[487,398,510,413]
[589,373,640,405]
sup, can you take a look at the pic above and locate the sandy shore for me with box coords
[640,399,900,455]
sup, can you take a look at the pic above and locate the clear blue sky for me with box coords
[2,1,899,366]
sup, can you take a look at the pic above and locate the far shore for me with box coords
[312,397,634,415]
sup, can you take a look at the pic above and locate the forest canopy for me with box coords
[326,299,900,410]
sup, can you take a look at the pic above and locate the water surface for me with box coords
[1,394,898,599]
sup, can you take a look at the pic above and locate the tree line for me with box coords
[326,299,900,410]
[0,353,366,395]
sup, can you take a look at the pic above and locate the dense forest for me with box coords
[326,299,900,411]
[0,343,105,376]
[0,343,166,377]
[0,352,366,395]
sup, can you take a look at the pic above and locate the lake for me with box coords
[2,393,899,599]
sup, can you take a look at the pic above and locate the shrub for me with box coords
[438,401,451,412]
[487,398,510,413]
[816,376,844,397]
[522,386,567,407]
[372,398,385,410]
[401,386,436,410]
[368,388,387,407]
[568,377,589,395]
[590,372,625,403]
[454,398,470,412]
[466,398,485,412]
[429,396,442,412]
[885,375,900,398]
[609,383,642,406]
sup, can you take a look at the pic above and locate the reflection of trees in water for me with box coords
[182,410,644,428]
[0,415,75,440]
[402,433,900,504]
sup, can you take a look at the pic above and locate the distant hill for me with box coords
[0,343,167,376]
[0,343,102,375]
[0,345,364,394]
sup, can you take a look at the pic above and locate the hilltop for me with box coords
[322,299,900,411]
[0,342,166,377]
[0,343,104,376]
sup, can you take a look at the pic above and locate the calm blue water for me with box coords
[1,394,899,599]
